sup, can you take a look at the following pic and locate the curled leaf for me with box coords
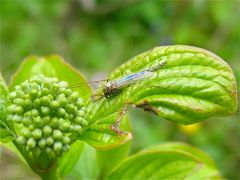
[91,45,237,125]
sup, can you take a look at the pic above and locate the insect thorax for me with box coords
[103,83,120,98]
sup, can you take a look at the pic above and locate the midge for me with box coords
[98,60,167,100]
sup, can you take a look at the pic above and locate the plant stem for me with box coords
[39,170,61,180]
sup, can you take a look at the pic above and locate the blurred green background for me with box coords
[0,0,239,179]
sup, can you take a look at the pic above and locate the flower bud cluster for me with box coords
[7,75,88,156]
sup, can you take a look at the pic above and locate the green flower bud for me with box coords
[15,106,24,114]
[73,125,82,133]
[51,117,59,128]
[58,88,66,94]
[9,92,17,100]
[27,137,36,149]
[66,104,77,114]
[68,92,79,103]
[57,108,65,116]
[57,96,67,107]
[31,82,39,89]
[53,130,63,140]
[30,89,38,98]
[63,136,71,144]
[76,98,83,108]
[41,106,50,115]
[31,109,39,117]
[41,88,49,96]
[7,104,16,113]
[52,84,60,93]
[20,81,29,92]
[42,116,51,124]
[38,138,46,148]
[22,116,32,126]
[33,99,41,108]
[77,110,85,117]
[65,89,72,97]
[17,136,26,145]
[21,129,31,138]
[50,101,60,109]
[32,129,42,139]
[59,81,68,88]
[33,116,42,127]
[29,124,35,131]
[43,125,52,136]
[47,94,54,101]
[69,114,74,119]
[63,113,70,119]
[13,115,22,123]
[16,90,25,99]
[53,142,62,152]
[81,119,88,127]
[46,137,54,146]
[23,99,32,109]
[59,121,70,131]
[13,98,25,106]
[74,117,84,124]
[40,96,50,106]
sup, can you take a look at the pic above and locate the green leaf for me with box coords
[0,73,9,100]
[9,55,91,102]
[80,111,132,149]
[0,128,13,142]
[97,141,131,179]
[0,73,13,142]
[106,143,221,179]
[65,141,131,179]
[67,143,99,180]
[58,141,84,177]
[144,142,217,168]
[92,45,237,125]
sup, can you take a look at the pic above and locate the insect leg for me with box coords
[111,105,128,135]
[90,93,104,102]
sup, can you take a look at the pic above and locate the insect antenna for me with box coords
[69,79,108,88]
[148,60,167,72]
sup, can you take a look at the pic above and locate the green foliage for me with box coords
[0,45,237,179]
[57,140,84,177]
[107,143,221,179]
[107,46,237,123]
[1,1,240,179]
[9,55,91,102]
[0,73,13,142]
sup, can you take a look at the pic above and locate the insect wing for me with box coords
[116,71,154,88]
[69,79,107,88]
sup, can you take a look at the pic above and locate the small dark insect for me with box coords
[102,83,121,98]
[98,60,167,100]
